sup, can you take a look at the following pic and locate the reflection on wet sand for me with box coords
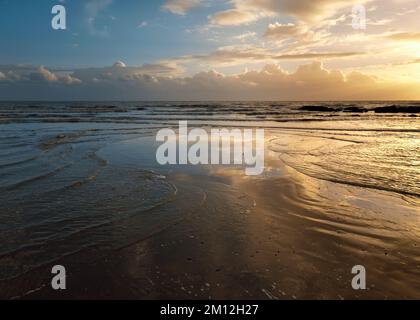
[1,131,418,300]
[0,102,419,299]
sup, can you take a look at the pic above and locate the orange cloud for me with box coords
[210,0,371,25]
[1,62,418,100]
[387,32,420,41]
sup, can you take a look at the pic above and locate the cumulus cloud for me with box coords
[0,61,418,100]
[113,61,127,68]
[0,65,81,84]
[162,0,202,15]
[71,61,184,81]
[61,74,83,85]
[29,66,59,83]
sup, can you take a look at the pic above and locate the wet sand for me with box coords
[1,130,419,300]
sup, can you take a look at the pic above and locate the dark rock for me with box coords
[298,105,337,112]
[372,105,420,114]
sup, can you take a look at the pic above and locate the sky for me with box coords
[0,0,419,100]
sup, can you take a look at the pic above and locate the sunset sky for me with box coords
[0,0,419,100]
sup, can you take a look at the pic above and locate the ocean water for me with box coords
[0,101,419,283]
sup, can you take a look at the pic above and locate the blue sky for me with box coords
[1,0,202,67]
[0,0,260,68]
[0,0,419,100]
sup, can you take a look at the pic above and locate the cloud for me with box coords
[70,61,184,81]
[162,0,202,15]
[137,21,148,28]
[232,31,257,41]
[0,65,81,84]
[396,4,420,16]
[263,22,317,45]
[176,47,271,65]
[387,32,420,41]
[264,23,306,39]
[29,66,59,82]
[0,61,418,100]
[275,52,365,60]
[210,0,371,25]
[61,74,83,85]
[392,58,420,66]
[210,9,259,26]
[172,47,366,67]
[113,61,127,68]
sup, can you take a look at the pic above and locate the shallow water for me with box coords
[0,101,419,298]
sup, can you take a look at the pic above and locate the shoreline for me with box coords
[1,131,419,299]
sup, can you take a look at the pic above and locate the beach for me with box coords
[0,102,419,299]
